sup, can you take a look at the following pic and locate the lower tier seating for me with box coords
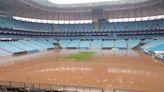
[67,40,81,48]
[127,40,141,49]
[102,40,114,48]
[78,40,91,49]
[115,40,127,49]
[0,49,11,56]
[141,39,164,54]
[0,40,55,56]
[0,39,144,56]
[59,39,141,49]
[90,40,103,48]
[59,40,71,48]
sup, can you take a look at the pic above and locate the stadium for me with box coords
[0,0,164,92]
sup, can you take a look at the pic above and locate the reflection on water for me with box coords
[108,68,151,75]
[60,49,139,57]
[0,51,54,65]
[0,49,149,66]
[35,67,92,73]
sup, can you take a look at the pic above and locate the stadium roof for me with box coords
[46,0,148,5]
[0,0,163,20]
[48,0,121,4]
[30,0,150,8]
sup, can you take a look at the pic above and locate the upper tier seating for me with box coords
[1,17,164,32]
[57,24,93,32]
[100,19,164,31]
[0,17,53,32]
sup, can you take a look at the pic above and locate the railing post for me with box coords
[38,83,40,89]
[102,88,104,92]
[76,86,77,92]
[23,82,26,88]
[9,81,12,87]
[63,85,65,91]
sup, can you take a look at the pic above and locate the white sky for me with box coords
[48,0,120,4]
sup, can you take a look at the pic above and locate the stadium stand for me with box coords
[1,16,164,33]
[99,19,164,32]
[7,41,37,52]
[58,24,93,32]
[0,42,25,53]
[102,40,114,49]
[0,49,11,56]
[141,40,164,50]
[127,40,141,49]
[37,40,55,49]
[78,40,91,49]
[67,40,81,49]
[19,40,45,50]
[160,54,164,58]
[0,40,55,55]
[141,40,164,54]
[59,40,72,48]
[149,43,164,53]
[142,39,155,44]
[0,16,53,32]
[115,40,127,49]
[90,40,103,48]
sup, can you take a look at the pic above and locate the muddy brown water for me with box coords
[0,49,163,92]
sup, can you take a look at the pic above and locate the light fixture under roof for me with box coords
[48,0,120,4]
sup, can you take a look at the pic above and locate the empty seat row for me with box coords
[59,40,140,49]
[79,41,91,48]
[67,40,81,48]
[0,17,53,32]
[141,39,164,54]
[0,40,55,56]
[1,16,164,32]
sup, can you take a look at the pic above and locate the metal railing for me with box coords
[0,80,148,92]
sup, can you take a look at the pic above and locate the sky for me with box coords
[48,0,120,4]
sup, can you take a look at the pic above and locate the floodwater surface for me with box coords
[0,49,163,92]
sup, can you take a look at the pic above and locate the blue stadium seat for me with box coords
[59,40,71,48]
[0,49,11,56]
[90,40,103,48]
[79,40,91,49]
[115,40,127,48]
[102,40,114,48]
[127,40,141,49]
[0,16,53,32]
[67,40,81,48]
